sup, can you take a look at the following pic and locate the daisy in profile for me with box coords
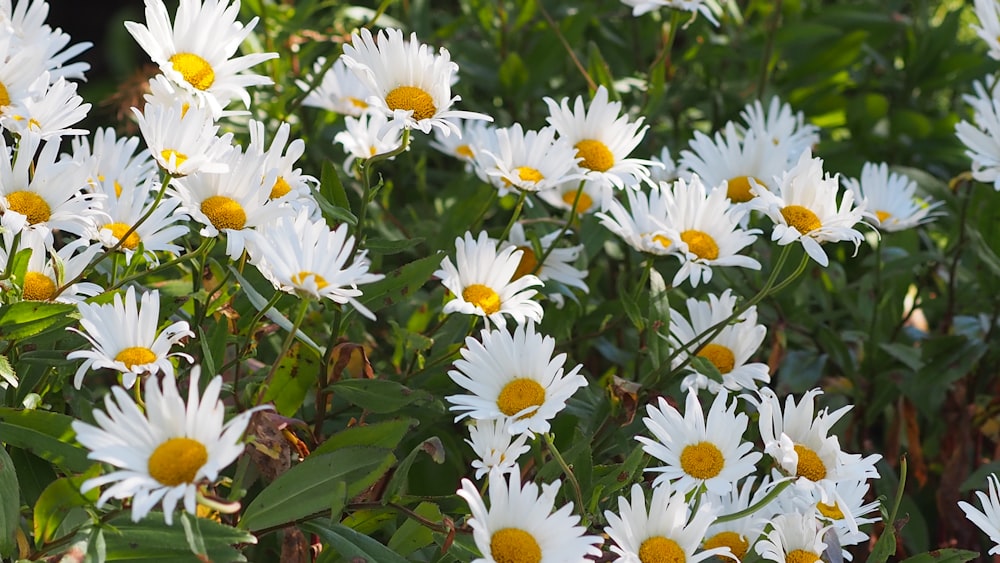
[503,223,588,308]
[605,482,728,563]
[597,183,678,256]
[477,124,582,196]
[133,101,233,177]
[435,230,543,326]
[700,476,779,560]
[959,473,1000,554]
[457,469,603,562]
[71,366,267,525]
[620,0,725,26]
[247,120,318,214]
[537,177,611,215]
[545,85,654,190]
[295,56,373,116]
[842,162,941,232]
[752,149,867,267]
[447,322,587,436]
[430,119,496,171]
[8,230,101,304]
[815,478,880,558]
[973,0,1000,61]
[72,127,155,197]
[88,176,189,264]
[245,210,384,319]
[755,513,830,563]
[678,122,787,204]
[956,80,1000,191]
[465,418,531,480]
[638,390,761,495]
[67,286,193,389]
[662,176,761,287]
[670,289,770,394]
[333,111,405,173]
[650,146,679,184]
[740,96,819,164]
[3,74,91,139]
[340,27,491,136]
[125,0,278,116]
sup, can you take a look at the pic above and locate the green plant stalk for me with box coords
[499,190,529,242]
[647,10,683,80]
[0,231,22,281]
[715,478,792,523]
[353,128,411,257]
[255,297,311,405]
[108,236,214,291]
[532,180,586,275]
[544,433,585,518]
[219,290,285,376]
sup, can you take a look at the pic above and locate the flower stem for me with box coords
[499,190,528,242]
[532,180,585,275]
[715,479,792,523]
[255,298,310,405]
[543,433,586,517]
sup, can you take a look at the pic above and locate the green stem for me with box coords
[0,231,22,281]
[499,190,529,242]
[544,433,585,517]
[353,129,411,255]
[255,298,310,405]
[107,237,213,291]
[532,180,585,275]
[715,479,792,523]
[647,10,683,80]
[756,0,784,99]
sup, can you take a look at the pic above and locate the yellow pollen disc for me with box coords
[786,549,821,563]
[515,166,544,184]
[680,229,719,260]
[793,443,827,481]
[781,205,822,235]
[653,234,672,249]
[489,528,541,563]
[290,271,329,290]
[703,531,749,560]
[562,190,593,213]
[462,283,501,315]
[114,346,157,369]
[105,223,141,250]
[875,210,891,223]
[6,190,51,225]
[697,343,735,374]
[147,437,209,487]
[200,195,247,231]
[638,535,686,563]
[21,272,56,301]
[496,378,546,418]
[679,441,725,480]
[455,144,474,159]
[348,97,369,109]
[385,85,436,121]
[574,139,614,172]
[0,81,9,107]
[270,176,292,199]
[817,500,845,520]
[114,180,123,198]
[161,149,188,169]
[169,52,216,91]
[727,175,760,203]
[512,246,539,280]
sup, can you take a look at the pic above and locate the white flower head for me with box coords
[333,111,405,173]
[959,473,1000,555]
[842,162,942,232]
[502,222,588,308]
[71,127,155,195]
[620,0,725,26]
[248,120,318,215]
[3,73,91,139]
[133,101,234,177]
[477,124,583,195]
[0,0,92,80]
[88,175,189,264]
[465,418,531,480]
[5,229,102,304]
[679,121,788,205]
[537,177,613,215]
[296,56,374,116]
[650,146,679,184]
[700,476,779,560]
[596,183,679,255]
[957,80,1000,191]
[430,118,496,171]
[815,478,880,557]
[755,512,831,563]
[740,96,819,165]
[973,0,1000,61]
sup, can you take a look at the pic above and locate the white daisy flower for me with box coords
[544,85,654,190]
[333,111,405,173]
[0,0,92,81]
[638,390,761,495]
[71,366,267,525]
[430,118,496,171]
[662,176,761,287]
[477,123,583,196]
[700,476,779,561]
[756,513,830,563]
[678,122,787,204]
[973,0,1000,61]
[447,322,588,437]
[596,183,678,255]
[3,73,90,139]
[605,482,728,563]
[88,176,189,264]
[959,473,1000,555]
[133,101,233,177]
[751,149,867,267]
[814,478,880,558]
[957,81,1000,191]
[842,162,941,232]
[435,230,543,327]
[620,0,725,26]
[340,27,492,136]
[295,56,373,116]
[124,0,278,116]
[67,286,193,389]
[740,96,819,165]
[71,127,155,196]
[248,120,318,215]
[670,289,770,394]
[6,230,101,304]
[0,33,52,114]
[142,73,249,120]
[537,177,612,215]
[503,222,588,308]
[457,469,603,562]
[650,146,679,184]
[245,210,383,319]
[465,418,531,480]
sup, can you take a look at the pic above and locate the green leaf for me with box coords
[33,467,100,546]
[899,550,980,563]
[0,301,77,341]
[304,521,409,563]
[261,343,321,417]
[0,355,13,387]
[498,52,528,92]
[387,502,442,556]
[321,160,351,211]
[364,237,425,255]
[0,408,90,472]
[0,447,18,557]
[328,379,432,414]
[101,512,254,562]
[383,437,445,501]
[359,252,444,313]
[313,418,418,455]
[239,446,395,532]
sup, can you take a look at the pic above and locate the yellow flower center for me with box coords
[200,195,247,231]
[270,176,292,199]
[489,528,541,563]
[290,271,329,290]
[680,229,719,260]
[169,52,216,91]
[105,223,141,250]
[385,85,436,121]
[512,246,538,281]
[561,190,593,213]
[817,500,845,520]
[679,441,725,479]
[697,343,735,374]
[703,531,749,560]
[727,176,761,203]
[638,535,686,563]
[781,205,822,235]
[515,166,544,184]
[21,272,56,301]
[875,210,891,223]
[793,443,827,481]
[496,378,546,418]
[348,97,369,109]
[455,144,474,159]
[786,549,821,563]
[147,437,209,487]
[462,283,501,315]
[6,190,51,225]
[114,346,157,370]
[574,139,614,172]
[0,81,9,107]
[161,149,188,169]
